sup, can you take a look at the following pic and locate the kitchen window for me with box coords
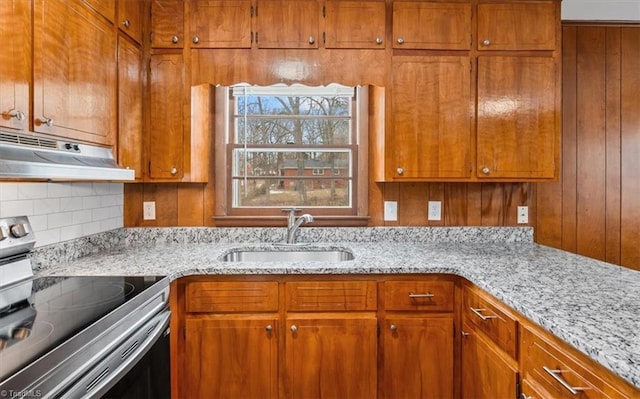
[214,84,370,225]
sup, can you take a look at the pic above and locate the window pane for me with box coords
[233,177,351,207]
[236,116,350,145]
[232,149,351,179]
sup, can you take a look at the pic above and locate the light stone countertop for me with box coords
[32,227,640,391]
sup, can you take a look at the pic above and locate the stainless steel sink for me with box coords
[220,248,354,262]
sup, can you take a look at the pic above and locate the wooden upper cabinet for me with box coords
[117,0,143,43]
[391,56,472,180]
[477,56,558,179]
[324,0,386,49]
[477,2,557,51]
[392,1,471,50]
[82,0,115,22]
[285,315,377,398]
[255,0,320,49]
[151,0,184,48]
[33,0,117,145]
[189,0,252,48]
[117,37,143,179]
[382,316,454,398]
[0,0,30,132]
[149,53,184,180]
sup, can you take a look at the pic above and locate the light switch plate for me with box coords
[428,201,442,221]
[384,201,398,221]
[143,201,156,220]
[517,206,528,224]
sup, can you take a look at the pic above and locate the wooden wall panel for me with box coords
[536,24,640,271]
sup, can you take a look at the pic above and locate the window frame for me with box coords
[213,84,370,226]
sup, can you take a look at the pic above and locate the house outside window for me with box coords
[214,84,369,224]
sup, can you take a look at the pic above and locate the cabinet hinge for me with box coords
[323,32,326,44]
[253,4,258,16]
[150,32,153,43]
[251,31,254,43]
[322,5,326,18]
[255,32,259,43]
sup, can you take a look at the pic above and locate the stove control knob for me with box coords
[10,223,29,238]
[0,225,9,241]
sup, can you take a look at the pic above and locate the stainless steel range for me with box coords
[0,216,170,398]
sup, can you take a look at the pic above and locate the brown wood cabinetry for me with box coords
[33,0,117,146]
[82,0,115,22]
[117,0,143,44]
[0,0,30,132]
[390,56,472,179]
[255,0,320,49]
[461,284,519,398]
[324,0,386,49]
[381,279,456,398]
[477,2,557,51]
[189,0,252,48]
[151,0,184,48]
[117,37,143,179]
[392,2,471,50]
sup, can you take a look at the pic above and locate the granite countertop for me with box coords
[32,227,640,391]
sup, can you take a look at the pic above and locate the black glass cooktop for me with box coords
[0,276,167,383]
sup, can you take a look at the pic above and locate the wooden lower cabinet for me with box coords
[382,315,454,398]
[461,321,518,399]
[285,314,377,398]
[183,316,279,398]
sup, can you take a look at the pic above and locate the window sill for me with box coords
[213,215,371,227]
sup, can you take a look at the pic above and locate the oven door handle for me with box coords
[60,309,171,399]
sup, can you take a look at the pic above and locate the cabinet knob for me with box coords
[396,167,404,176]
[389,324,397,332]
[171,35,179,44]
[122,19,130,28]
[375,37,383,45]
[290,325,298,333]
[396,37,404,45]
[265,325,273,333]
[482,39,491,47]
[461,331,470,338]
[170,167,178,175]
[0,225,10,241]
[192,35,200,44]
[5,109,25,121]
[481,167,490,175]
[519,394,533,399]
[38,117,53,127]
[308,36,315,45]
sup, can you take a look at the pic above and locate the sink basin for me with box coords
[220,248,354,262]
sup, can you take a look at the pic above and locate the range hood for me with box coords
[0,131,135,181]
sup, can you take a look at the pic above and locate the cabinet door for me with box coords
[391,56,472,179]
[286,314,377,398]
[255,0,320,49]
[477,2,557,51]
[382,316,454,399]
[184,317,278,399]
[392,2,471,50]
[0,0,30,132]
[190,0,252,48]
[324,0,386,49]
[117,37,142,179]
[477,56,558,179]
[149,53,184,180]
[461,323,518,399]
[82,0,115,22]
[34,0,116,145]
[118,0,143,43]
[151,0,184,48]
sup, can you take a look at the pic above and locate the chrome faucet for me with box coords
[282,208,314,244]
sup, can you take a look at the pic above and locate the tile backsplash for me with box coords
[0,182,124,247]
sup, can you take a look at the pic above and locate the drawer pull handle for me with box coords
[470,307,498,320]
[543,366,588,395]
[408,292,435,299]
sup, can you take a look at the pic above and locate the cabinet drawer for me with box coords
[520,326,625,399]
[463,285,518,358]
[285,281,376,311]
[384,280,454,312]
[185,281,278,312]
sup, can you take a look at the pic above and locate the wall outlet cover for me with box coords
[428,201,442,221]
[143,201,156,220]
[517,206,529,224]
[384,201,398,221]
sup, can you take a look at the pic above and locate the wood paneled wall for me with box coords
[536,24,640,270]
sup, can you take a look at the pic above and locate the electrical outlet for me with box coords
[384,201,398,221]
[517,206,528,224]
[428,201,442,221]
[143,201,156,220]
